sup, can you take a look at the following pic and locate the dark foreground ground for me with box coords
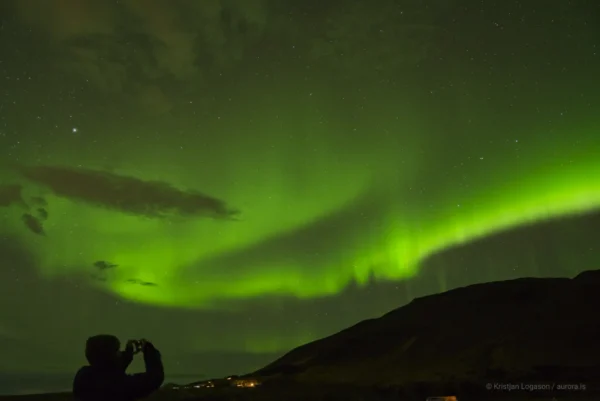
[1,382,598,401]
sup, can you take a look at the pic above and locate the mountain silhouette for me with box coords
[253,270,600,392]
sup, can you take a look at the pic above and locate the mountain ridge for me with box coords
[252,270,600,388]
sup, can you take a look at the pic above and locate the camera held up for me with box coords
[129,339,146,354]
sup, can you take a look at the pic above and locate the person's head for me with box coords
[85,334,122,368]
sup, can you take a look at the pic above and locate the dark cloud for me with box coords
[0,186,48,235]
[91,261,117,284]
[93,261,118,270]
[9,0,591,117]
[7,0,450,113]
[36,208,48,220]
[0,184,24,207]
[9,0,271,113]
[93,263,158,287]
[91,269,158,287]
[126,279,158,287]
[21,213,45,236]
[29,196,47,207]
[15,165,239,220]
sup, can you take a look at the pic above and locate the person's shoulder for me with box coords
[73,366,93,395]
[74,365,94,381]
[75,365,91,374]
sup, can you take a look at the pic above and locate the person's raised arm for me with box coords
[120,340,136,372]
[122,340,165,399]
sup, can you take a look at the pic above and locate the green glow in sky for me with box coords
[4,115,598,309]
[2,0,600,390]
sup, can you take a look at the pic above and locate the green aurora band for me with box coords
[3,113,599,313]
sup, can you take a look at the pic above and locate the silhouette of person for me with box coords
[73,335,164,401]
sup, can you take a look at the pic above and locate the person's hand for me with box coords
[125,340,135,354]
[139,338,155,353]
[126,339,143,354]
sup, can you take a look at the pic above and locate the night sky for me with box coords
[1,0,599,395]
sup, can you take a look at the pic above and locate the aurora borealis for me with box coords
[0,0,599,394]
